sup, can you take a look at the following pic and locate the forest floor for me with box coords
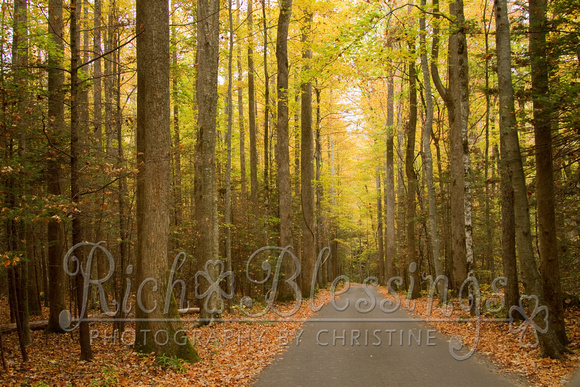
[0,290,334,386]
[0,287,578,386]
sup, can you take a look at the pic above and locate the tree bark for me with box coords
[483,1,494,283]
[405,49,420,299]
[420,0,444,295]
[495,0,567,358]
[78,0,90,151]
[115,42,128,335]
[300,10,315,295]
[225,0,234,303]
[529,0,568,345]
[104,8,116,158]
[93,0,102,148]
[236,0,247,200]
[70,0,93,361]
[385,71,396,280]
[27,236,42,316]
[431,0,470,290]
[135,0,199,361]
[171,16,183,228]
[276,0,293,248]
[315,87,326,286]
[376,167,384,283]
[262,0,270,200]
[276,0,295,299]
[46,0,67,329]
[248,0,259,208]
[11,0,32,348]
[194,0,221,322]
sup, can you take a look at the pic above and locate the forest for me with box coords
[0,0,579,384]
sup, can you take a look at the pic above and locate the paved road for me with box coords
[254,285,525,386]
[568,371,580,386]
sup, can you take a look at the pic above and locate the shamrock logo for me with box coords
[509,295,549,349]
[195,260,234,315]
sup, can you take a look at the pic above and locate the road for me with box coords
[253,285,525,386]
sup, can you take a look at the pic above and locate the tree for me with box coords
[236,0,247,199]
[134,0,198,361]
[248,0,258,207]
[405,41,420,299]
[376,165,384,283]
[276,0,295,298]
[262,0,271,201]
[495,0,567,359]
[494,0,520,314]
[171,11,184,230]
[276,0,293,248]
[385,70,395,280]
[194,0,221,321]
[69,0,93,361]
[93,0,102,148]
[529,0,568,345]
[300,8,315,293]
[431,0,471,291]
[46,0,67,335]
[225,0,234,303]
[419,0,444,296]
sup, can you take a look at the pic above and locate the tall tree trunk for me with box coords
[70,0,93,361]
[276,0,293,248]
[529,0,568,345]
[93,0,102,148]
[431,0,469,290]
[451,0,472,287]
[499,140,520,312]
[134,0,199,361]
[495,0,567,359]
[300,10,315,295]
[433,123,451,279]
[494,0,521,315]
[396,82,405,279]
[405,47,420,299]
[483,0,494,283]
[385,70,395,280]
[171,17,183,228]
[46,0,66,333]
[294,94,300,200]
[248,0,259,208]
[78,0,90,150]
[115,41,128,335]
[104,9,115,157]
[194,0,221,322]
[12,0,32,347]
[376,167,384,283]
[419,0,444,295]
[225,0,234,303]
[315,86,326,285]
[276,0,294,299]
[236,0,247,199]
[262,0,270,201]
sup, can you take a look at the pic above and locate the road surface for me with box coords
[253,285,525,386]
